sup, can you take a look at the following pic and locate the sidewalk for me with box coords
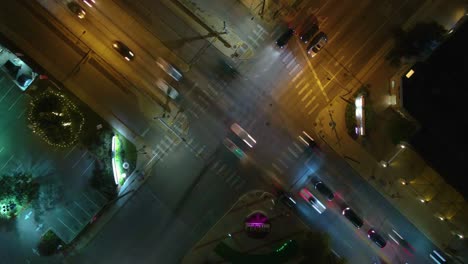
[314,7,468,262]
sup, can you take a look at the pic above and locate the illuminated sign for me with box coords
[244,211,271,239]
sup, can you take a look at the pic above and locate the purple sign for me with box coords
[244,211,271,239]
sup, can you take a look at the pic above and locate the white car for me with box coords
[156,57,183,81]
[155,78,179,100]
[299,188,326,214]
[230,123,256,148]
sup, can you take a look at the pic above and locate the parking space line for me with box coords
[81,193,99,209]
[64,145,77,159]
[57,217,76,234]
[308,104,319,115]
[17,108,27,119]
[72,151,88,168]
[8,94,23,111]
[0,85,14,102]
[0,146,4,154]
[80,160,95,177]
[74,201,92,217]
[301,89,313,101]
[0,154,14,171]
[65,208,84,225]
[293,142,303,152]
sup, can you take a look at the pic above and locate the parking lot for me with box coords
[0,44,108,262]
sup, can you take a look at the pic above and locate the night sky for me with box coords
[403,20,468,199]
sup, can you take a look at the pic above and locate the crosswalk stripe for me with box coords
[295,78,306,89]
[298,83,310,95]
[278,158,289,168]
[292,69,304,82]
[288,147,299,158]
[293,142,303,152]
[286,59,296,69]
[282,51,293,62]
[217,164,227,175]
[304,96,317,108]
[226,171,238,183]
[308,104,319,115]
[301,89,313,101]
[272,163,283,174]
[288,64,300,76]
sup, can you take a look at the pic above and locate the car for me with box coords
[299,188,326,214]
[81,0,96,7]
[230,123,256,148]
[307,32,328,57]
[223,138,245,159]
[276,28,295,48]
[300,24,319,44]
[155,78,180,100]
[314,181,334,201]
[368,229,387,248]
[299,131,318,148]
[112,41,135,61]
[277,191,296,208]
[342,207,363,228]
[67,2,86,19]
[156,57,183,81]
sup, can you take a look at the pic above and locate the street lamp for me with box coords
[380,143,407,168]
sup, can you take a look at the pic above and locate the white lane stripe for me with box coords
[292,69,304,82]
[298,83,310,95]
[293,142,302,152]
[282,51,293,62]
[286,59,296,69]
[272,163,283,174]
[278,158,289,168]
[308,104,319,115]
[433,250,446,262]
[301,89,313,101]
[288,147,299,158]
[305,95,317,108]
[430,254,442,264]
[288,64,300,75]
[295,78,306,89]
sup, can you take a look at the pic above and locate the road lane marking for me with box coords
[305,96,317,108]
[298,83,310,95]
[308,104,319,115]
[296,38,329,102]
[292,69,304,82]
[288,64,300,75]
[301,89,313,101]
[278,158,289,168]
[271,163,283,174]
[295,78,306,89]
[287,147,299,158]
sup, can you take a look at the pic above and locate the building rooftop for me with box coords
[403,20,468,199]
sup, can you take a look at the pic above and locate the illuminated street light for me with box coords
[401,180,407,185]
[457,234,464,239]
[438,216,445,221]
[420,199,427,204]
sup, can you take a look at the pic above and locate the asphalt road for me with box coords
[0,0,460,263]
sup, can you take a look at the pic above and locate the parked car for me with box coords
[307,32,328,57]
[342,207,363,228]
[314,181,334,201]
[277,191,297,208]
[112,41,135,61]
[300,24,319,44]
[67,2,86,19]
[276,28,295,49]
[368,229,387,248]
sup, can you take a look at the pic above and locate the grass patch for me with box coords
[37,229,64,256]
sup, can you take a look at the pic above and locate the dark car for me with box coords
[276,28,295,49]
[368,229,387,248]
[277,191,297,208]
[67,2,86,19]
[342,207,363,228]
[112,41,135,61]
[307,32,328,57]
[314,181,334,201]
[300,24,319,44]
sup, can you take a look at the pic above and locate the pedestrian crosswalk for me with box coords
[210,160,246,191]
[245,24,269,49]
[273,49,325,117]
[270,134,308,175]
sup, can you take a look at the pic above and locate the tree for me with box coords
[387,21,447,66]
[298,231,330,264]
